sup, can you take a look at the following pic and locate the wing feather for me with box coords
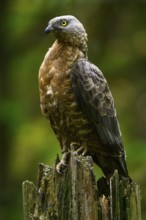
[71,59,125,157]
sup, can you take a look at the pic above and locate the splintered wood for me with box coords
[22,151,141,220]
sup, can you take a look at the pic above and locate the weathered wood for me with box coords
[22,181,37,220]
[109,171,141,220]
[22,151,141,220]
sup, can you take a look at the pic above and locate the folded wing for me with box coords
[71,59,128,177]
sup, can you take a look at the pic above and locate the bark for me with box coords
[22,151,141,220]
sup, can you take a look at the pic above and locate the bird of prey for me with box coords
[39,15,129,180]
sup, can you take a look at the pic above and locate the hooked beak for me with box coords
[45,24,54,34]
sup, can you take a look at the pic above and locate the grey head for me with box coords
[45,15,88,51]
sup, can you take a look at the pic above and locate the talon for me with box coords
[56,152,70,173]
[56,161,66,173]
[82,147,88,156]
[76,146,88,156]
[70,142,88,156]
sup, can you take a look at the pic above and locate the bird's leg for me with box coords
[70,142,81,151]
[70,142,88,156]
[56,142,88,173]
[56,149,70,173]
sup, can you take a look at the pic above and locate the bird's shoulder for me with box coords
[71,59,115,117]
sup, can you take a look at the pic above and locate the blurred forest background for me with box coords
[1,0,146,219]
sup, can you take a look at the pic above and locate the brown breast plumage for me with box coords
[39,40,98,151]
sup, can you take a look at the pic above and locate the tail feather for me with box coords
[93,153,130,180]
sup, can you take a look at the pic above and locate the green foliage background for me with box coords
[1,0,146,219]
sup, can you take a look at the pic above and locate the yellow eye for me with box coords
[61,20,68,27]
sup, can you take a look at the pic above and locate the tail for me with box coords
[93,153,131,181]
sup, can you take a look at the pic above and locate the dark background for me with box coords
[1,0,146,219]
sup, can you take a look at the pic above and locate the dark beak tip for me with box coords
[45,27,50,34]
[45,25,54,34]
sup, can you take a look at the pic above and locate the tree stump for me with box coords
[22,150,141,220]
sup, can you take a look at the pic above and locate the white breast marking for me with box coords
[46,85,53,95]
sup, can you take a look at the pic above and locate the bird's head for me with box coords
[45,15,88,51]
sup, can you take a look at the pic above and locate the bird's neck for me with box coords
[57,34,88,58]
[50,40,87,61]
[39,40,86,84]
